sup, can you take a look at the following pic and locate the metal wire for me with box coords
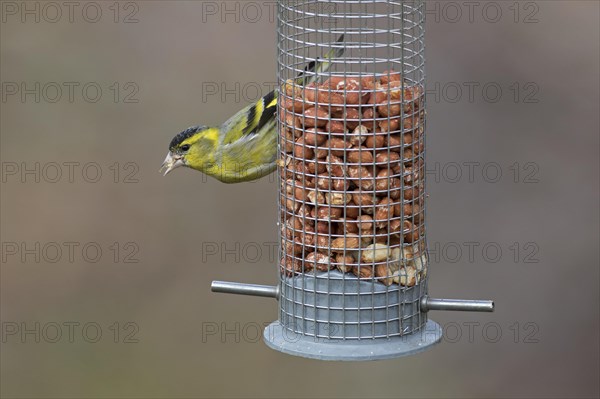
[277,0,427,340]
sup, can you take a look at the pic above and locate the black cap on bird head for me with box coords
[169,125,208,151]
[161,125,209,176]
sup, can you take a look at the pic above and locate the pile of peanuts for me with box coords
[278,71,427,286]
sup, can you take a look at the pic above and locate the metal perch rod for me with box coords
[421,296,494,312]
[211,281,493,312]
[211,281,279,299]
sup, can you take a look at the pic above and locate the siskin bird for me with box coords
[160,36,345,183]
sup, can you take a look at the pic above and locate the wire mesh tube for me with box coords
[277,0,428,340]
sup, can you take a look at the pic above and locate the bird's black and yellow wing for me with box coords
[220,90,278,146]
[220,34,345,146]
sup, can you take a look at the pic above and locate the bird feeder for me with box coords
[212,0,494,361]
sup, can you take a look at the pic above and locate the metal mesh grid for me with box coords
[277,0,427,340]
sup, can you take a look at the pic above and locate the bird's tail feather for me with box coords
[294,34,345,86]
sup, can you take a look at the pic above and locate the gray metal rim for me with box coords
[263,319,442,361]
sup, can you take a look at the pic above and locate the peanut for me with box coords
[348,165,374,190]
[386,134,402,147]
[326,155,346,177]
[306,160,326,175]
[364,134,385,149]
[368,88,387,105]
[326,120,347,134]
[303,106,329,128]
[380,70,401,85]
[302,82,318,103]
[343,219,359,234]
[281,128,295,153]
[316,90,345,113]
[301,225,316,247]
[344,107,361,130]
[378,117,401,132]
[404,223,424,243]
[345,202,359,218]
[377,102,401,118]
[394,266,418,287]
[287,180,307,201]
[293,136,314,159]
[282,97,308,113]
[403,164,422,185]
[292,160,311,181]
[325,191,353,206]
[315,173,348,191]
[360,243,390,263]
[375,264,394,286]
[282,79,303,98]
[307,190,325,205]
[311,206,343,221]
[360,230,375,246]
[316,221,332,235]
[337,78,362,105]
[315,234,331,249]
[303,128,327,146]
[323,76,346,90]
[335,253,356,273]
[325,137,350,157]
[280,256,301,277]
[347,147,375,164]
[305,251,333,272]
[388,218,403,234]
[305,84,344,112]
[361,108,379,131]
[352,265,373,279]
[348,125,369,146]
[330,235,360,252]
[358,214,374,231]
[280,111,302,135]
[409,202,423,224]
[352,189,376,209]
[403,185,420,201]
[283,196,300,213]
[375,150,400,166]
[283,238,303,256]
[284,216,302,239]
[373,202,391,229]
[296,204,313,219]
[360,75,378,91]
[375,168,401,191]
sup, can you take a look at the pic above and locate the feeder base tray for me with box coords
[263,319,442,361]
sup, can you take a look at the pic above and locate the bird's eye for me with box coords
[180,144,190,152]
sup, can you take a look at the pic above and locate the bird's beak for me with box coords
[160,152,185,176]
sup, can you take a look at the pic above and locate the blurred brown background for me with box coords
[1,1,598,398]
